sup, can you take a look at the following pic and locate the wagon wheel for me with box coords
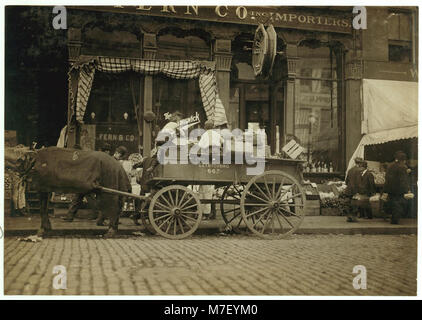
[148,185,203,239]
[220,184,250,234]
[240,170,306,239]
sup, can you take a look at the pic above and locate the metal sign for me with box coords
[266,25,277,77]
[252,24,268,77]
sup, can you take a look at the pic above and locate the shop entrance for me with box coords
[231,80,285,154]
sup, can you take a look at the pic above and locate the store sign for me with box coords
[95,124,139,155]
[71,6,352,34]
[179,112,200,127]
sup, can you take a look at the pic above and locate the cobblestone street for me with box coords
[4,234,417,296]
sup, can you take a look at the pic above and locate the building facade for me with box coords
[65,6,418,176]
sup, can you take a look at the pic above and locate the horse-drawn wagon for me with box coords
[103,156,307,240]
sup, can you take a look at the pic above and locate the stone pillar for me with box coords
[142,33,157,156]
[345,53,363,167]
[67,28,82,147]
[284,44,299,138]
[213,39,233,128]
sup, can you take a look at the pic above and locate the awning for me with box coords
[347,79,418,173]
[347,125,418,172]
[68,56,228,127]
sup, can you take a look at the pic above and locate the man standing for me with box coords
[344,157,364,222]
[383,151,410,224]
[356,160,377,219]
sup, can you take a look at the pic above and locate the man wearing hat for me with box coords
[383,151,411,224]
[113,146,128,161]
[356,160,376,219]
[344,157,365,222]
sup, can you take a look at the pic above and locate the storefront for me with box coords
[66,6,355,174]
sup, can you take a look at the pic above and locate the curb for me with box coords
[4,226,416,237]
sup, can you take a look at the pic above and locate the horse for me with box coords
[5,146,132,237]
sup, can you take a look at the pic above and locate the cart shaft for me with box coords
[99,187,147,200]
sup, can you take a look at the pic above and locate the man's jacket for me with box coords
[384,161,409,196]
[345,165,364,196]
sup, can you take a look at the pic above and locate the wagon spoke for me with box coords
[279,192,303,203]
[177,217,185,233]
[274,177,286,200]
[155,201,171,211]
[276,208,295,228]
[182,203,200,211]
[270,211,275,234]
[173,217,177,235]
[252,182,271,201]
[235,216,243,229]
[274,210,284,230]
[278,206,302,218]
[263,176,272,199]
[153,210,170,214]
[252,209,270,227]
[180,213,198,222]
[163,216,174,233]
[256,210,271,231]
[177,190,187,207]
[233,185,243,197]
[154,213,172,220]
[167,190,175,206]
[243,203,268,207]
[159,194,173,209]
[228,211,242,223]
[272,177,276,199]
[180,195,195,209]
[245,206,268,218]
[224,207,240,215]
[245,191,268,204]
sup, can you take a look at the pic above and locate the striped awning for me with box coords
[69,56,228,126]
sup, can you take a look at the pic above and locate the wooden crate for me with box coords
[305,199,320,216]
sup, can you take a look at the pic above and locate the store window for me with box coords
[295,44,340,172]
[387,11,413,63]
[152,76,206,129]
[152,30,210,130]
[83,72,142,153]
[85,72,141,124]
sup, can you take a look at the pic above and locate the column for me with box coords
[345,51,363,166]
[284,44,299,138]
[213,39,233,128]
[142,33,157,156]
[67,28,82,147]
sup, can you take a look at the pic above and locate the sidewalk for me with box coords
[3,208,417,236]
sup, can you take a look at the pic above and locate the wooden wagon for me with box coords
[102,157,307,240]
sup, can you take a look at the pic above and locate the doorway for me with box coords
[231,81,285,154]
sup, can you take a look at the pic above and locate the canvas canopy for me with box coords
[68,56,228,127]
[347,79,418,172]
